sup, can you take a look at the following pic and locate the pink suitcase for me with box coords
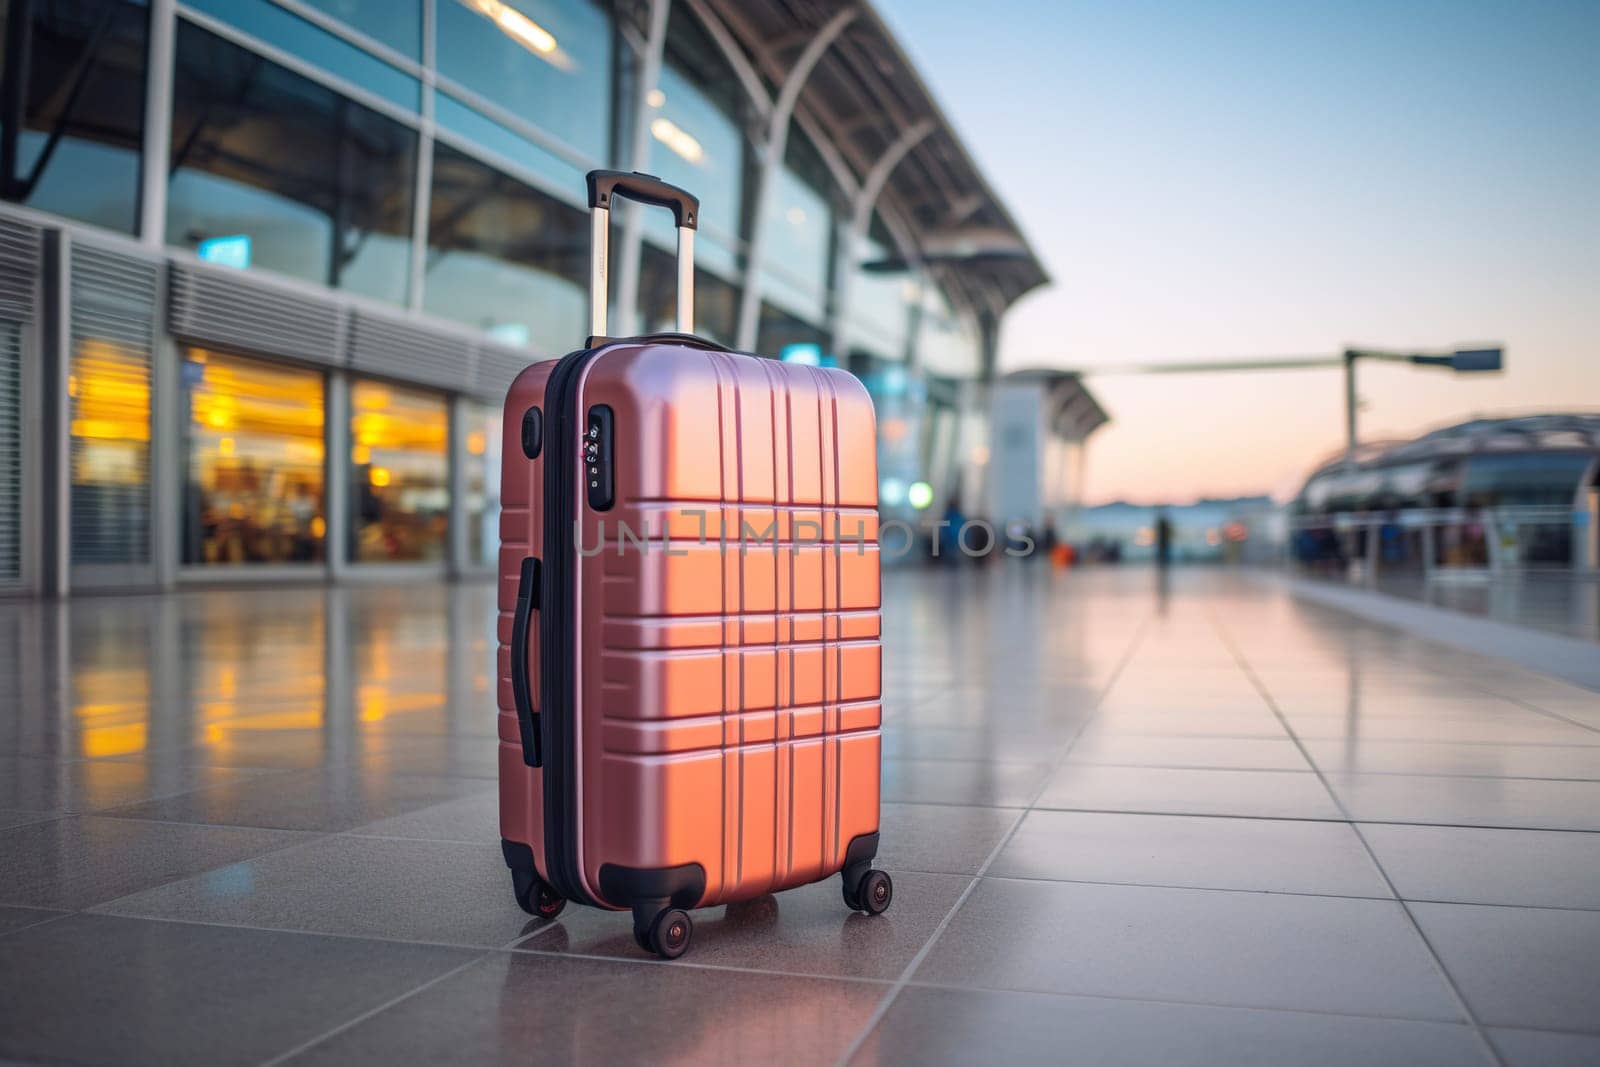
[496,171,890,958]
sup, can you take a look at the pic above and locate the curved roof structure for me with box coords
[1304,415,1600,481]
[680,0,1050,319]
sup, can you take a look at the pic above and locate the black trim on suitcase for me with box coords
[598,861,706,909]
[510,555,541,767]
[539,343,601,907]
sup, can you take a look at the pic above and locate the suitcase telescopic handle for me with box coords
[511,556,541,768]
[585,169,698,338]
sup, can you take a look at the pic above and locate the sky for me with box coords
[876,0,1599,504]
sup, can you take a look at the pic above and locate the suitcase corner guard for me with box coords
[597,861,706,911]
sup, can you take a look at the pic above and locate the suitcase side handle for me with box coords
[586,169,696,338]
[511,556,542,768]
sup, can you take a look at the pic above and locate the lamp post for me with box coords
[1340,346,1503,465]
[1069,344,1505,465]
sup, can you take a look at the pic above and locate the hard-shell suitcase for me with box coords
[497,171,890,958]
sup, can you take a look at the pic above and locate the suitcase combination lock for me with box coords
[584,405,614,510]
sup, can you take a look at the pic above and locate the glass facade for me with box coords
[167,21,417,305]
[0,0,148,233]
[349,379,448,562]
[182,349,326,565]
[423,141,587,343]
[0,0,1020,591]
[436,0,611,165]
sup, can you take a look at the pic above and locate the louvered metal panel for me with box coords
[0,320,21,584]
[347,310,476,392]
[69,245,158,566]
[472,342,534,401]
[168,263,346,366]
[0,218,41,322]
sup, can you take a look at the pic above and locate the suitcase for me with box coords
[497,170,890,959]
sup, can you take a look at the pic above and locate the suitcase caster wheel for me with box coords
[846,869,893,915]
[512,869,566,919]
[647,908,693,959]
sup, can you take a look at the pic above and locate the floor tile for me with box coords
[990,810,1390,897]
[880,758,1048,807]
[99,768,489,832]
[1488,1027,1600,1067]
[518,870,969,981]
[1037,764,1343,820]
[859,985,1491,1066]
[0,904,66,938]
[1288,715,1600,745]
[1361,824,1600,908]
[0,815,312,910]
[292,950,883,1066]
[99,834,529,948]
[1065,734,1310,771]
[1081,713,1288,739]
[1304,739,1600,780]
[0,809,55,831]
[0,756,265,814]
[1411,902,1600,1032]
[345,790,500,844]
[0,913,478,1066]
[1325,773,1600,831]
[874,803,1020,875]
[914,878,1460,1019]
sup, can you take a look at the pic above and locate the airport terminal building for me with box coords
[0,0,1050,595]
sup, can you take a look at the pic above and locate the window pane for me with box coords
[0,0,147,232]
[182,349,326,565]
[436,0,610,164]
[435,92,585,196]
[759,165,831,323]
[350,379,448,562]
[299,0,421,59]
[423,141,586,344]
[461,401,501,565]
[638,62,742,263]
[167,22,417,304]
[183,0,420,109]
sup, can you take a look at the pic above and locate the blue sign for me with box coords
[197,234,252,269]
[779,342,824,366]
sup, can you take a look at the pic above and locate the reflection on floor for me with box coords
[2,567,1599,1065]
[1310,568,1600,644]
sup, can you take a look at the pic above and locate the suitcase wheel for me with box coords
[511,868,566,920]
[843,868,894,916]
[635,906,693,960]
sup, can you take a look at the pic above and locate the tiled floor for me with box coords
[3,567,1600,1065]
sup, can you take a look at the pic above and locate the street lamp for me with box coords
[1341,346,1503,464]
[1069,343,1505,466]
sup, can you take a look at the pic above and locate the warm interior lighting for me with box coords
[646,88,666,108]
[370,466,392,487]
[466,430,487,455]
[352,444,371,465]
[460,0,571,68]
[650,116,703,164]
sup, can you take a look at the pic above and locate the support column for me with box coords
[734,6,858,351]
[406,0,436,310]
[325,373,350,582]
[446,394,468,578]
[611,0,672,338]
[139,0,177,248]
[828,118,933,361]
[40,230,70,597]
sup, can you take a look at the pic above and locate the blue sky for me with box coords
[877,0,1599,501]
